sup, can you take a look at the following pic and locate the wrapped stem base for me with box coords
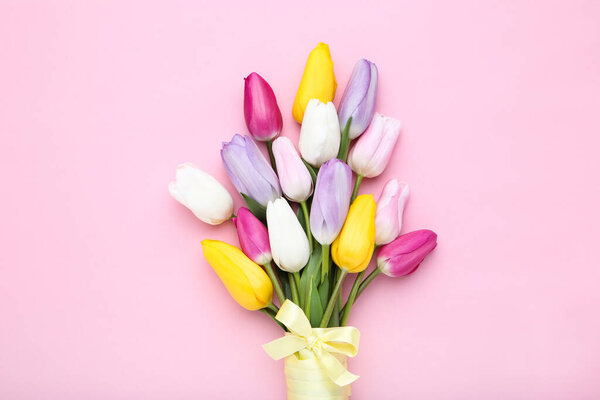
[284,350,351,400]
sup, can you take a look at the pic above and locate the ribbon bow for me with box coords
[263,300,360,386]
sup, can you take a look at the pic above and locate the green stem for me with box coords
[357,267,382,298]
[305,283,312,321]
[321,244,330,284]
[340,270,365,326]
[289,273,300,306]
[263,262,286,305]
[300,201,313,252]
[266,302,279,314]
[337,118,352,162]
[331,270,340,326]
[266,140,277,174]
[260,308,286,331]
[320,269,348,327]
[350,174,363,203]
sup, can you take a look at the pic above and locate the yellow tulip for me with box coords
[331,194,376,273]
[292,42,337,123]
[201,239,273,310]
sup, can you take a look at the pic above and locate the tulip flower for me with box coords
[347,113,402,178]
[310,159,352,245]
[233,207,272,265]
[272,137,313,202]
[331,194,377,273]
[244,72,283,142]
[375,179,410,246]
[299,99,341,167]
[201,239,273,311]
[338,59,378,140]
[377,229,438,277]
[320,194,376,327]
[168,163,233,225]
[266,198,310,273]
[292,42,337,124]
[221,134,281,207]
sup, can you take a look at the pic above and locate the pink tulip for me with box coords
[377,230,437,277]
[347,113,401,178]
[375,179,410,246]
[272,137,313,202]
[244,72,283,141]
[233,207,272,265]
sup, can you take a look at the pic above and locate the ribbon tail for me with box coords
[316,350,360,387]
[263,335,306,360]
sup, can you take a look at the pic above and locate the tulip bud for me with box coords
[201,239,273,310]
[272,137,313,202]
[347,113,402,178]
[338,59,378,139]
[375,179,410,246]
[266,198,310,273]
[299,99,341,167]
[168,163,233,225]
[310,159,352,245]
[233,207,272,265]
[221,134,281,207]
[244,72,283,141]
[331,194,376,273]
[377,230,438,277]
[292,42,337,124]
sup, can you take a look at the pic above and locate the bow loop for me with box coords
[262,300,360,387]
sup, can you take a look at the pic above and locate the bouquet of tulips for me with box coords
[169,42,438,399]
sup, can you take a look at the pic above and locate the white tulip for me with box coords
[299,99,341,167]
[266,198,310,272]
[169,163,233,225]
[375,179,410,245]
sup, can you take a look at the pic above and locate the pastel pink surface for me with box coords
[1,1,599,398]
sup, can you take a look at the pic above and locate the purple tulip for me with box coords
[347,113,402,178]
[309,159,353,245]
[338,59,378,140]
[244,72,283,141]
[221,134,281,207]
[233,207,272,265]
[377,230,438,277]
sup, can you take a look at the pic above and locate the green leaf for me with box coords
[296,206,307,234]
[275,267,292,301]
[302,159,318,185]
[308,279,324,327]
[241,193,266,222]
[298,245,322,308]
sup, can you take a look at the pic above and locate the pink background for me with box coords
[1,1,599,398]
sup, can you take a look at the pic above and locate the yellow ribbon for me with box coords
[263,300,360,387]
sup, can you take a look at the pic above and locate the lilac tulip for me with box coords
[338,59,378,139]
[375,179,410,246]
[233,207,272,265]
[347,113,401,178]
[377,230,437,277]
[221,134,281,207]
[310,159,353,245]
[244,72,283,141]
[272,137,313,202]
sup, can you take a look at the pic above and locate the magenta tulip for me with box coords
[375,179,410,246]
[377,230,437,277]
[244,72,283,141]
[232,207,272,265]
[347,113,402,178]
